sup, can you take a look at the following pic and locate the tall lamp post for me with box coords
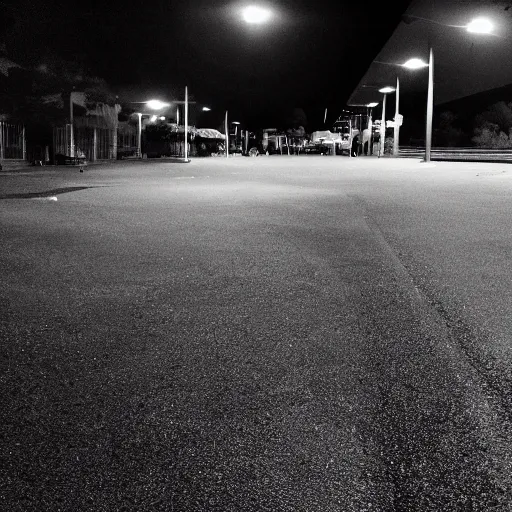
[367,102,378,155]
[184,86,189,162]
[225,111,229,158]
[378,86,395,157]
[136,113,142,158]
[400,17,494,162]
[143,92,193,162]
[393,77,400,156]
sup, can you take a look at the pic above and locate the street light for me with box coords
[202,106,211,111]
[466,18,493,34]
[242,5,272,24]
[402,58,429,70]
[401,17,494,162]
[146,100,171,110]
[378,86,395,157]
[133,92,192,162]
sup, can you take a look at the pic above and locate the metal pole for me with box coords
[393,76,400,157]
[0,121,4,162]
[225,111,229,158]
[425,47,434,162]
[380,93,387,157]
[69,92,75,158]
[184,86,188,162]
[22,125,26,161]
[368,109,373,156]
[137,113,142,158]
[93,127,98,161]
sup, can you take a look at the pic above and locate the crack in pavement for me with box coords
[350,194,512,422]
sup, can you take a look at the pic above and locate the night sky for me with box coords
[2,0,412,128]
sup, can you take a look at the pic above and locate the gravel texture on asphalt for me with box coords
[1,157,512,511]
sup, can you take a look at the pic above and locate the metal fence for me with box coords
[53,124,117,162]
[399,146,512,162]
[117,124,138,158]
[96,127,113,160]
[53,125,72,158]
[0,122,25,160]
[74,126,95,161]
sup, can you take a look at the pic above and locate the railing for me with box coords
[53,125,118,162]
[399,146,512,162]
[0,122,25,160]
[117,127,138,159]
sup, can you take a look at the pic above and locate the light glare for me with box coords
[202,107,211,111]
[146,100,170,110]
[466,18,493,34]
[402,58,429,69]
[242,5,271,24]
[379,87,395,94]
[367,102,379,107]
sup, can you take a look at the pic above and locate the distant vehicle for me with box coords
[332,117,358,155]
[304,140,332,155]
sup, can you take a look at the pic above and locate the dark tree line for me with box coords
[435,101,512,148]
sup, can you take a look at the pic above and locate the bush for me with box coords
[472,123,512,149]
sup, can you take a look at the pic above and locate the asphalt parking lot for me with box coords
[2,156,512,511]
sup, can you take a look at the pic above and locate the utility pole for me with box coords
[184,86,188,162]
[425,47,434,162]
[137,113,142,158]
[380,93,387,157]
[393,77,400,156]
[69,92,75,157]
[225,111,229,158]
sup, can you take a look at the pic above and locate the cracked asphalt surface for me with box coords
[1,157,512,511]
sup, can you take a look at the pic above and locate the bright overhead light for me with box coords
[402,58,429,69]
[466,18,493,34]
[146,100,170,110]
[242,5,272,24]
[379,86,395,94]
[150,115,158,122]
[367,102,379,107]
[232,121,241,125]
[202,107,211,111]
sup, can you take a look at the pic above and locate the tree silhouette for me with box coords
[472,101,512,148]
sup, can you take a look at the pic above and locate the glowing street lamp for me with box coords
[402,58,429,70]
[202,106,211,111]
[242,5,272,24]
[146,99,171,110]
[466,18,493,34]
[378,86,395,157]
[401,17,493,162]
